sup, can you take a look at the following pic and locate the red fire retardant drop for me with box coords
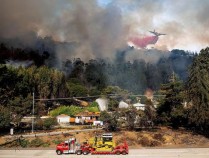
[128,35,159,49]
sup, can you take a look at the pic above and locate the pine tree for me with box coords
[157,73,187,127]
[187,47,209,131]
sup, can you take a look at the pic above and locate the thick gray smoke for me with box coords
[0,0,128,63]
[0,0,209,64]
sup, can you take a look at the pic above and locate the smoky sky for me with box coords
[0,0,209,61]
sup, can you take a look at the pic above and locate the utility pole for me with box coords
[32,92,35,133]
[169,71,175,83]
[172,71,175,82]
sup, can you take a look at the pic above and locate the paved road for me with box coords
[0,148,209,158]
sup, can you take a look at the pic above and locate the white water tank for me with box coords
[96,98,108,111]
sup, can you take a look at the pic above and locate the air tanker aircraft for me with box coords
[128,30,166,49]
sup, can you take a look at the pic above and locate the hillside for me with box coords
[0,127,209,149]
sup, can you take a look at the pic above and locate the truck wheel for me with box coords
[115,151,120,155]
[83,150,89,155]
[76,150,82,155]
[121,150,127,155]
[56,150,63,155]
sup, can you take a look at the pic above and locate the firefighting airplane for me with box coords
[128,30,166,49]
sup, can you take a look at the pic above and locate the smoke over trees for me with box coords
[0,0,208,62]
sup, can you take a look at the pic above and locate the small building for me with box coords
[93,120,103,126]
[56,114,70,124]
[40,116,51,119]
[21,116,36,123]
[133,103,146,111]
[118,101,129,108]
[75,111,100,124]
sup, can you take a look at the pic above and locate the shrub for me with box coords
[20,139,30,148]
[138,137,151,147]
[50,105,83,117]
[150,140,162,147]
[30,138,44,147]
[42,141,50,147]
[85,106,99,112]
[52,139,62,145]
[153,133,165,142]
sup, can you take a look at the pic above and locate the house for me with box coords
[75,111,100,124]
[56,114,70,124]
[40,116,51,119]
[21,116,35,123]
[118,101,129,108]
[133,103,146,111]
[93,120,103,126]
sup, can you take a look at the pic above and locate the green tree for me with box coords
[102,86,129,97]
[0,65,19,105]
[0,106,11,130]
[108,99,119,111]
[84,59,107,90]
[43,118,57,129]
[124,106,138,130]
[144,99,156,124]
[99,111,119,131]
[157,75,187,128]
[66,82,88,97]
[86,102,99,112]
[187,47,209,131]
[8,94,32,126]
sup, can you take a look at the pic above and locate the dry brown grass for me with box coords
[1,127,209,148]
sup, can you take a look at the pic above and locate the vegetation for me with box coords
[156,75,188,128]
[1,40,209,133]
[86,102,100,112]
[49,103,99,117]
[49,105,83,117]
[186,47,209,131]
[30,138,45,147]
[0,106,11,130]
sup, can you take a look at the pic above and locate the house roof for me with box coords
[133,103,145,107]
[75,112,100,117]
[56,114,70,118]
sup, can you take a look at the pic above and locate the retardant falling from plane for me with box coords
[128,30,166,49]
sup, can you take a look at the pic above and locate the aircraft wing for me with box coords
[158,33,166,35]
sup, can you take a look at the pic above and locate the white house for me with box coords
[56,114,70,123]
[93,121,103,126]
[118,101,129,108]
[133,103,146,111]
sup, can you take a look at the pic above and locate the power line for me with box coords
[35,94,165,101]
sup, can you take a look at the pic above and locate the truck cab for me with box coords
[56,138,82,155]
